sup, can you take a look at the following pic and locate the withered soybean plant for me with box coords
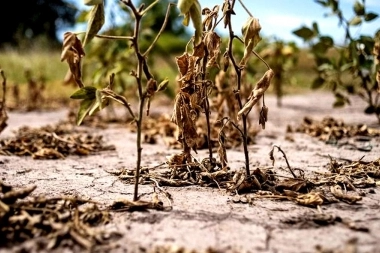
[170,0,274,177]
[61,0,173,201]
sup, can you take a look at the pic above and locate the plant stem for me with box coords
[237,0,253,17]
[143,3,175,57]
[226,0,250,176]
[122,0,144,201]
[201,51,213,167]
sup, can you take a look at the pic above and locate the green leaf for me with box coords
[70,86,97,99]
[319,36,334,47]
[312,22,319,35]
[156,78,169,92]
[312,42,329,54]
[364,12,379,22]
[314,0,328,7]
[311,77,325,89]
[353,1,365,16]
[95,89,109,110]
[76,98,96,125]
[349,16,362,26]
[83,3,105,47]
[88,100,101,116]
[83,0,103,6]
[329,0,339,12]
[292,26,315,41]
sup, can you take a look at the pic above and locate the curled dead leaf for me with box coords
[295,191,324,207]
[61,32,85,88]
[176,53,196,82]
[204,31,221,68]
[237,69,274,120]
[242,17,261,47]
[240,17,262,66]
[330,185,362,204]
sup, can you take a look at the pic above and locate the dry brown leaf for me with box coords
[176,53,196,82]
[295,191,324,206]
[109,198,164,212]
[242,17,261,47]
[240,17,261,66]
[166,153,187,167]
[237,69,274,120]
[202,5,219,31]
[204,31,221,68]
[33,148,65,159]
[221,0,232,28]
[61,32,85,88]
[330,185,362,204]
[276,178,307,192]
[192,41,205,58]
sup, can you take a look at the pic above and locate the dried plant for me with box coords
[170,0,273,178]
[0,69,8,134]
[0,181,121,251]
[61,0,174,201]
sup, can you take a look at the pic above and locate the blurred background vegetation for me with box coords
[0,0,378,117]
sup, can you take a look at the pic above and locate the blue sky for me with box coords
[65,0,380,46]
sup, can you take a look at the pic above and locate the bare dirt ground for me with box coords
[1,91,380,253]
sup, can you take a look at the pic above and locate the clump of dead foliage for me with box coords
[0,120,115,159]
[0,180,171,251]
[292,116,380,143]
[112,148,379,208]
[0,181,120,251]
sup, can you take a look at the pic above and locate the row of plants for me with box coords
[60,0,379,201]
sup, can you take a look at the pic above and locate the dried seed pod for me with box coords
[259,105,268,129]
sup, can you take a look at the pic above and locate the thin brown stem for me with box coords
[235,36,270,70]
[237,0,253,17]
[101,89,136,120]
[121,0,144,201]
[143,3,175,56]
[226,0,250,176]
[201,50,213,166]
[271,145,297,179]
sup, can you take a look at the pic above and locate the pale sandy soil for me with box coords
[1,91,380,253]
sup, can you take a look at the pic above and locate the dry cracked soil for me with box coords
[1,91,380,253]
